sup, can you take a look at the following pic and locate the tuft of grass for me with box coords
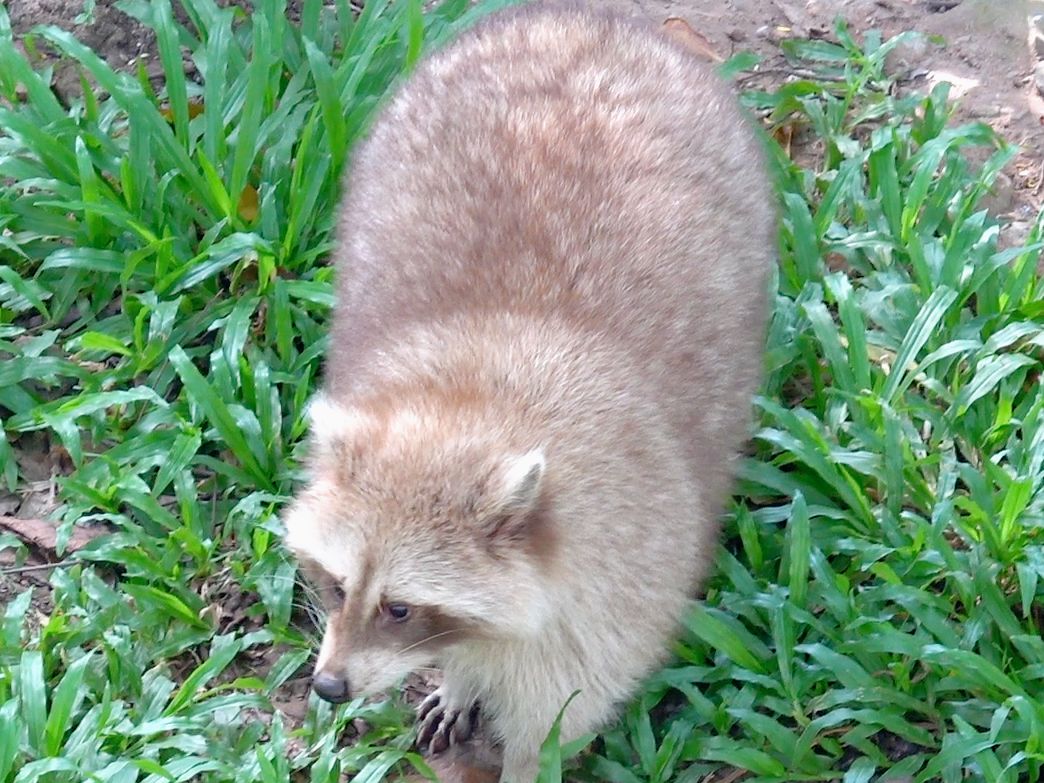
[0,5,1042,783]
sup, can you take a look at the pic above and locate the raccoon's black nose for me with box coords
[312,671,351,703]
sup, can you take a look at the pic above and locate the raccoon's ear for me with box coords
[282,497,321,557]
[483,449,546,541]
[499,450,546,513]
[305,394,367,467]
[306,394,352,436]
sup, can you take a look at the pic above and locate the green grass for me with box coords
[0,3,1042,782]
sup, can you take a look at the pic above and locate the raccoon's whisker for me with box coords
[397,628,466,655]
[257,575,305,585]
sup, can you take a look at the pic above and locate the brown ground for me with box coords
[617,0,1044,225]
[3,0,1044,781]
[6,0,1043,226]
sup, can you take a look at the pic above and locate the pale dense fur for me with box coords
[284,4,775,782]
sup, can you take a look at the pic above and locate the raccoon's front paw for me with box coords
[415,687,481,755]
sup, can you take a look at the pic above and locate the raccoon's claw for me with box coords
[416,689,480,755]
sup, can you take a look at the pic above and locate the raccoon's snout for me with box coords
[312,670,351,703]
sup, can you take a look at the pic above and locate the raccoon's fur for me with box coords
[283,4,775,781]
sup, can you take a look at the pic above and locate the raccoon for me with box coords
[283,4,775,781]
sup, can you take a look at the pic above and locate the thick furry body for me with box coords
[284,5,775,782]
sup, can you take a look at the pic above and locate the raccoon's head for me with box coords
[283,393,555,704]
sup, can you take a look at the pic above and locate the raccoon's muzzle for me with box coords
[312,670,351,703]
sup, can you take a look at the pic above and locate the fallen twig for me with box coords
[0,560,77,576]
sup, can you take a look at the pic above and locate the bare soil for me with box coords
[7,0,1043,217]
[609,0,1043,222]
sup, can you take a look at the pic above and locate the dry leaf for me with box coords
[238,184,260,222]
[0,515,109,556]
[661,17,723,63]
[772,123,795,158]
[160,98,205,122]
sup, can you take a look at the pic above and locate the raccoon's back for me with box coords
[328,5,774,467]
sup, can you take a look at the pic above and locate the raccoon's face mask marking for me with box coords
[293,551,481,700]
[283,394,557,699]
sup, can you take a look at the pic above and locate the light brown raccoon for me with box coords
[283,4,775,781]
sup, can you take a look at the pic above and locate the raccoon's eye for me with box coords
[384,603,411,623]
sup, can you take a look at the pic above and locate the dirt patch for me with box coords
[610,0,1043,220]
[0,427,101,635]
[0,556,54,604]
[5,0,258,97]
[9,0,1042,219]
[2,429,68,521]
[0,552,57,641]
[7,0,164,97]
